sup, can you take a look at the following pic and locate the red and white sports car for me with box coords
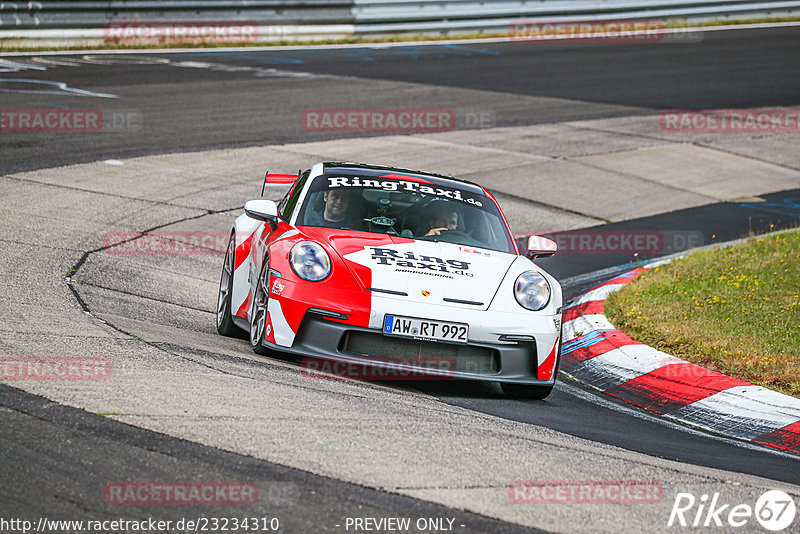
[216,162,562,398]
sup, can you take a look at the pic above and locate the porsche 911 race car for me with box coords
[216,162,563,398]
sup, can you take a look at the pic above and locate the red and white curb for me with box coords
[561,268,800,454]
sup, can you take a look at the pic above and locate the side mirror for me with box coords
[245,200,279,232]
[524,235,557,259]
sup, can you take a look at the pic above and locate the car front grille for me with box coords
[341,331,499,375]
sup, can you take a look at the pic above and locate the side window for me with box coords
[279,168,310,220]
[276,188,292,218]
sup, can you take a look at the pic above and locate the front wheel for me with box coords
[501,383,554,400]
[249,256,270,356]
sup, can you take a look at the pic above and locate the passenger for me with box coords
[424,205,459,236]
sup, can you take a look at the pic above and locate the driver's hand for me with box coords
[425,227,448,236]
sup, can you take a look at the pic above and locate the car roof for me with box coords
[321,162,486,196]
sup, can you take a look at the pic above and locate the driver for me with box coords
[305,189,355,228]
[424,205,459,236]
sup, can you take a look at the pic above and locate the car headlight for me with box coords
[290,241,331,281]
[514,270,551,311]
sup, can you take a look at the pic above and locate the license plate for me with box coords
[383,314,468,344]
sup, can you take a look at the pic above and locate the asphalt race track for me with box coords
[4,26,800,174]
[2,25,800,533]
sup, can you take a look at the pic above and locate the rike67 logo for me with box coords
[668,490,796,531]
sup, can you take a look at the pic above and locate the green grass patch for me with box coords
[605,229,800,398]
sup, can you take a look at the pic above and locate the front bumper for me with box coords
[260,313,558,385]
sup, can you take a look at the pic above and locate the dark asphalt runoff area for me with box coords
[2,26,800,174]
[2,25,800,530]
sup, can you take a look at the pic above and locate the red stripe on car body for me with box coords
[483,188,519,255]
[235,289,252,320]
[234,230,254,270]
[538,337,560,381]
[378,173,433,184]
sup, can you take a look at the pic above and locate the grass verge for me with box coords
[605,229,800,398]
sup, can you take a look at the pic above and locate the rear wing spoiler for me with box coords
[261,170,300,196]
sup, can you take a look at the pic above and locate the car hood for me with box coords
[302,228,518,311]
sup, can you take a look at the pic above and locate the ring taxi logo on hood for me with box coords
[370,248,472,277]
[327,176,483,206]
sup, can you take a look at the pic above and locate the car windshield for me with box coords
[296,173,516,254]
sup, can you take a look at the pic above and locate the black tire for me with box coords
[501,383,554,400]
[249,255,271,356]
[216,231,245,338]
